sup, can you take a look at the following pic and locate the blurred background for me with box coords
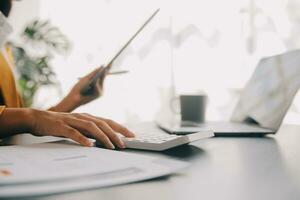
[7,0,300,124]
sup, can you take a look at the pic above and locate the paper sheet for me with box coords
[0,141,188,198]
[231,50,300,130]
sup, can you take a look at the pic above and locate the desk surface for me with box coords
[21,124,300,200]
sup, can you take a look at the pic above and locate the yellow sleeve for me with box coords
[0,46,23,108]
[0,106,5,115]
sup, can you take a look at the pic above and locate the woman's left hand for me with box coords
[50,67,107,112]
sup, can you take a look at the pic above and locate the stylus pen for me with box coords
[109,70,129,75]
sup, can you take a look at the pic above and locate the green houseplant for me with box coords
[9,19,71,107]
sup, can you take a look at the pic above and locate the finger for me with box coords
[67,117,115,149]
[84,66,104,80]
[94,82,103,96]
[98,68,108,84]
[60,125,93,147]
[101,118,135,138]
[76,114,125,148]
[106,62,113,70]
[78,114,135,137]
[90,67,107,88]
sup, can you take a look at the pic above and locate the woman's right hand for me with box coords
[0,108,135,149]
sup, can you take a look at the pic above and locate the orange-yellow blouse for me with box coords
[0,46,23,115]
[0,106,4,115]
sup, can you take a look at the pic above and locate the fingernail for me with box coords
[119,140,126,148]
[110,144,115,149]
[129,132,135,137]
[86,140,93,147]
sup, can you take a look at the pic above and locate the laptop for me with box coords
[156,51,299,136]
[156,119,275,137]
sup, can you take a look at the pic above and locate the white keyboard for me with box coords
[121,123,214,151]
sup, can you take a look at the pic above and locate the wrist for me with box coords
[24,108,40,133]
[66,93,82,108]
[15,108,34,133]
[0,108,36,137]
[50,94,80,112]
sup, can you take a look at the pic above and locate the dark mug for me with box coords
[180,94,207,123]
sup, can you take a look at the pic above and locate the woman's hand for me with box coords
[0,108,135,149]
[50,67,107,112]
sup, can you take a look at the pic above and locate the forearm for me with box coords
[48,94,80,113]
[0,108,33,138]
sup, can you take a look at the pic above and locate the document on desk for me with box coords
[0,141,188,198]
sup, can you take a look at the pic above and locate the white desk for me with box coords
[8,124,300,200]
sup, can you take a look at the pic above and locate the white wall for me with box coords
[7,0,300,125]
